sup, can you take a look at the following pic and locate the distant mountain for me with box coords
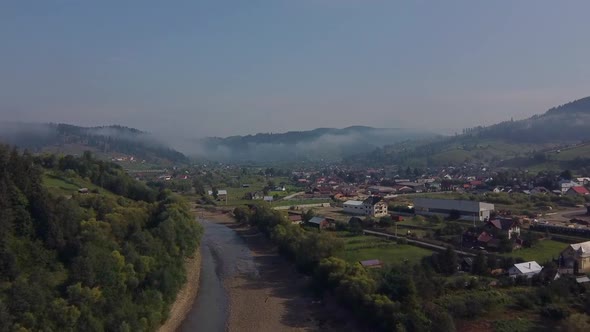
[199,126,433,162]
[0,122,188,164]
[468,96,590,143]
[355,95,590,168]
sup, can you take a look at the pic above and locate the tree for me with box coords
[379,215,394,228]
[472,252,488,275]
[440,246,458,275]
[192,179,206,196]
[302,209,316,222]
[560,169,573,181]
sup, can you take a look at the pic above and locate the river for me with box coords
[179,219,258,332]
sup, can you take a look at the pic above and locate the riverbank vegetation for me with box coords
[234,203,590,331]
[0,146,202,331]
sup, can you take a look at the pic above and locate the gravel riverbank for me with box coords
[158,250,202,332]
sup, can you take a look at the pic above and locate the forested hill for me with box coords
[200,126,432,161]
[0,146,202,331]
[352,95,590,167]
[461,95,590,143]
[0,122,188,164]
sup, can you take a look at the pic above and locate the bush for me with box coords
[540,304,570,320]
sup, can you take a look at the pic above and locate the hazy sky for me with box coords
[1,0,590,138]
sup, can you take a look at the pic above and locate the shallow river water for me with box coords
[179,220,258,332]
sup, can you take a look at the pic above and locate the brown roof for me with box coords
[477,231,493,243]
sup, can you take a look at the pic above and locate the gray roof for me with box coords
[308,216,326,225]
[414,198,494,212]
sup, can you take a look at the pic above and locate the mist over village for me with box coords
[2,1,590,332]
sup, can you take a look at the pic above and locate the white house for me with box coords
[508,261,543,278]
[343,196,388,217]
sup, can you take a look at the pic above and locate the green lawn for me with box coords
[336,233,433,265]
[43,172,113,197]
[43,174,80,192]
[505,239,566,263]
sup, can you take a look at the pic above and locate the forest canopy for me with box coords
[0,146,202,331]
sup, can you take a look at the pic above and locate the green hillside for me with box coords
[357,96,590,169]
[0,146,202,331]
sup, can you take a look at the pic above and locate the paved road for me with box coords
[363,229,476,257]
[282,191,306,200]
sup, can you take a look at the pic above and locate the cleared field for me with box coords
[504,239,566,263]
[43,173,112,196]
[336,233,433,266]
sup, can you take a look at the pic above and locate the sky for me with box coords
[1,0,590,138]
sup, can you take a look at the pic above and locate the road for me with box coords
[543,208,588,222]
[281,191,305,200]
[363,229,476,257]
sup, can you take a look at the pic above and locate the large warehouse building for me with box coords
[413,198,494,222]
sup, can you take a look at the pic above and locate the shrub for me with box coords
[540,304,570,320]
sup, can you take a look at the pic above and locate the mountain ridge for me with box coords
[198,126,433,162]
[0,122,188,164]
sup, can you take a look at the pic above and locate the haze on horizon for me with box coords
[1,0,590,139]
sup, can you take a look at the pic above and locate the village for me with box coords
[131,161,590,283]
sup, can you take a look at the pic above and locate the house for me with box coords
[263,196,274,203]
[508,261,543,278]
[246,191,264,200]
[460,257,474,272]
[287,212,303,225]
[367,186,397,194]
[364,196,389,217]
[78,188,89,194]
[307,216,330,230]
[208,189,228,201]
[559,180,580,194]
[413,198,494,222]
[477,231,494,246]
[576,276,590,284]
[343,196,389,217]
[359,259,383,269]
[566,186,590,196]
[486,218,521,239]
[559,241,590,274]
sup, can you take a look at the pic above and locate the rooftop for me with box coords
[513,261,543,274]
[344,200,364,206]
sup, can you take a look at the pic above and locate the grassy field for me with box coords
[505,239,566,263]
[552,143,590,160]
[336,232,433,266]
[43,172,112,196]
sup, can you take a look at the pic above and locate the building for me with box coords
[413,198,494,222]
[559,241,590,274]
[359,259,383,269]
[566,186,590,196]
[287,212,303,225]
[343,196,388,217]
[208,189,228,201]
[486,218,521,239]
[508,261,543,278]
[559,180,580,194]
[246,191,263,200]
[307,216,330,230]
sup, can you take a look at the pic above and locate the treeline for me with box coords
[233,204,454,331]
[0,146,202,331]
